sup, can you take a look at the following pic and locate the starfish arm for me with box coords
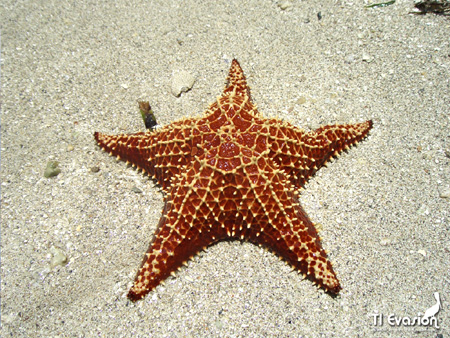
[235,157,341,293]
[251,202,341,294]
[127,169,225,301]
[127,201,217,301]
[222,59,252,100]
[94,120,196,190]
[268,120,373,188]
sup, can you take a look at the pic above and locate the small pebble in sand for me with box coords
[171,70,196,97]
[417,249,427,257]
[44,161,61,178]
[50,246,68,268]
[444,149,450,158]
[278,1,293,11]
[296,96,307,105]
[380,238,392,246]
[362,52,372,62]
[439,187,450,199]
[131,186,142,193]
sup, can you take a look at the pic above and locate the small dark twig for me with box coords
[138,101,158,130]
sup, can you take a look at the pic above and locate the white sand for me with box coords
[1,1,449,337]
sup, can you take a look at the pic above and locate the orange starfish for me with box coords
[94,59,372,301]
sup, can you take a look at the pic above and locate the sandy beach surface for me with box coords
[1,1,449,337]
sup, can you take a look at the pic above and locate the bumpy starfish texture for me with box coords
[94,59,372,301]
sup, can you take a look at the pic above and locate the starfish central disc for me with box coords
[94,59,373,301]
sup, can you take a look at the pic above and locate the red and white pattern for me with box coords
[95,59,373,301]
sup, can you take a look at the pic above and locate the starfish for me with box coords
[94,59,373,301]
